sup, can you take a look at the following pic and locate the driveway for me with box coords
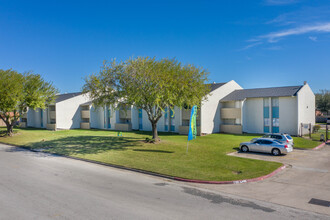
[0,143,328,220]
[190,145,330,216]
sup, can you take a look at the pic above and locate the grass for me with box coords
[304,129,328,143]
[0,127,321,181]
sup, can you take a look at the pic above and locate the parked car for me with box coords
[239,138,293,156]
[262,133,294,146]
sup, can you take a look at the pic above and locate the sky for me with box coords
[1,0,330,93]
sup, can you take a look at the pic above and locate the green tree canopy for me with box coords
[316,89,330,115]
[0,69,58,136]
[83,57,210,141]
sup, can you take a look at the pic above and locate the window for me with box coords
[170,107,175,132]
[271,135,279,139]
[164,107,168,131]
[272,97,279,107]
[107,107,111,129]
[271,97,279,133]
[285,135,293,140]
[104,107,107,129]
[263,98,270,133]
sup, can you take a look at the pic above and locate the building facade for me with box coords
[219,83,315,136]
[23,81,315,136]
[25,92,90,130]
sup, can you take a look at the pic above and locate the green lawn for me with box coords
[0,127,319,181]
[303,129,328,144]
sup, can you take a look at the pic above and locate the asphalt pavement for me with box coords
[0,143,328,219]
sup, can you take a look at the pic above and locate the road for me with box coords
[0,143,328,220]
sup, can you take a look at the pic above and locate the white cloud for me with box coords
[239,42,263,51]
[265,0,299,5]
[308,36,317,41]
[260,23,330,42]
[241,23,330,50]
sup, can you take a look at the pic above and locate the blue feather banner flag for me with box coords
[188,105,197,141]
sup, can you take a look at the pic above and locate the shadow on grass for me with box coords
[232,147,240,151]
[133,149,174,153]
[26,135,141,156]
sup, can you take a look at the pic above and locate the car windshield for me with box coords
[285,135,293,140]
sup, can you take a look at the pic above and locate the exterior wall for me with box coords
[202,80,242,134]
[279,97,298,135]
[135,106,182,133]
[27,109,36,127]
[220,124,242,134]
[27,108,47,128]
[242,96,301,136]
[90,106,104,129]
[55,94,90,129]
[242,98,264,134]
[297,84,315,135]
[142,109,153,131]
[90,106,116,130]
[131,107,139,130]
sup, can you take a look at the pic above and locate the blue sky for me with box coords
[1,0,329,93]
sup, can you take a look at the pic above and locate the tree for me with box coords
[0,69,58,136]
[82,57,210,142]
[315,89,330,115]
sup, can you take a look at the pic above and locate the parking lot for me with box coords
[189,144,330,216]
[228,147,314,164]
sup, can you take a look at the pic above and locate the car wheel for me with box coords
[241,145,249,152]
[272,148,281,156]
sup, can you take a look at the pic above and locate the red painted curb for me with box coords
[313,142,325,150]
[173,165,286,184]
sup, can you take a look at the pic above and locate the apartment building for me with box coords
[219,82,315,136]
[23,81,315,136]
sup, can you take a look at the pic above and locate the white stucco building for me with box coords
[25,92,90,130]
[219,82,315,136]
[24,81,315,136]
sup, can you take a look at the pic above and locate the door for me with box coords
[261,140,273,153]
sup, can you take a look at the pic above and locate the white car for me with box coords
[239,138,293,156]
[262,133,294,146]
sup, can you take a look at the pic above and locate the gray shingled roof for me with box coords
[221,85,303,102]
[55,92,82,103]
[208,82,226,92]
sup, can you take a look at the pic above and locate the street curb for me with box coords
[0,142,286,185]
[312,142,326,150]
[173,165,286,184]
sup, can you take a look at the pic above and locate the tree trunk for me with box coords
[151,121,160,142]
[6,123,14,136]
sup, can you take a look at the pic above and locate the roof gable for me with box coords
[208,82,227,92]
[221,85,303,102]
[55,92,82,103]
